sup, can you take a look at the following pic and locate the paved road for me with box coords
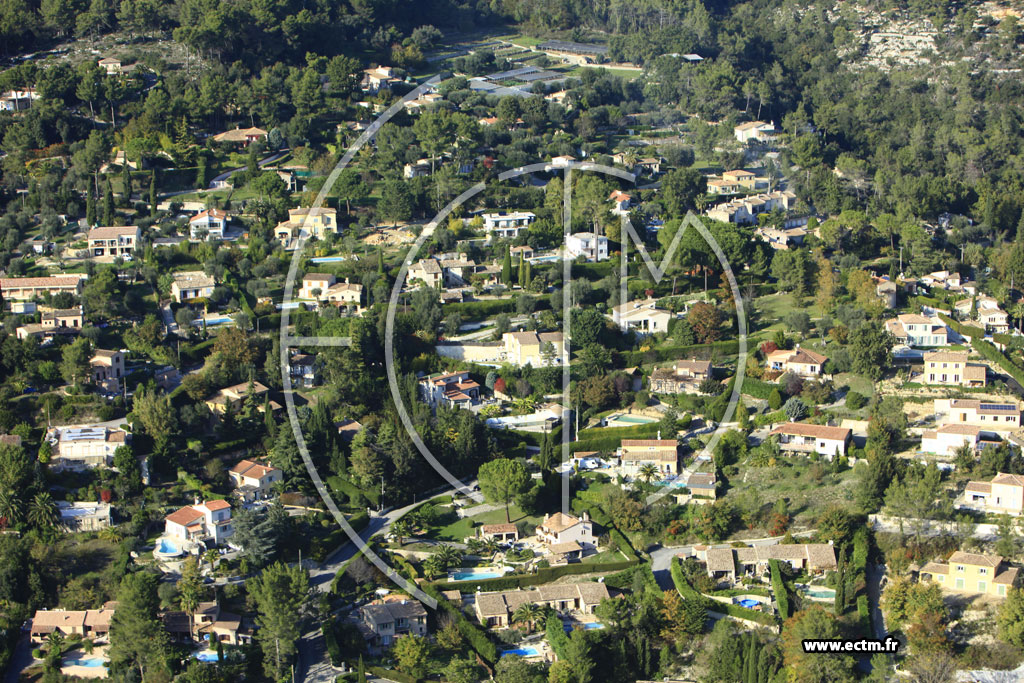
[3,634,32,683]
[208,150,289,188]
[159,302,179,337]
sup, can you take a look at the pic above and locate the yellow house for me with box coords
[274,207,339,245]
[920,550,1020,598]
[922,351,987,387]
[501,331,564,367]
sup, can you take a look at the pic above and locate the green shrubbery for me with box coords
[769,559,791,620]
[670,557,777,627]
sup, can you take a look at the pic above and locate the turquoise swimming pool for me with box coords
[63,657,106,668]
[451,569,501,581]
[804,587,836,600]
[501,647,540,657]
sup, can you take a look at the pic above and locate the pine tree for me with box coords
[149,171,156,216]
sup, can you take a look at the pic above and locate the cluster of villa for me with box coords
[687,543,837,586]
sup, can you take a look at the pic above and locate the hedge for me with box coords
[368,667,417,683]
[546,613,570,659]
[939,313,1024,387]
[619,340,742,368]
[423,584,499,664]
[444,298,517,320]
[769,559,791,621]
[857,595,871,637]
[571,423,662,454]
[670,557,776,627]
[322,617,342,666]
[427,559,638,593]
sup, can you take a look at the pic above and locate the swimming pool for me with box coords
[153,537,184,559]
[310,256,347,263]
[501,647,540,657]
[582,622,605,630]
[193,650,219,663]
[450,568,502,581]
[604,413,658,427]
[804,587,836,600]
[737,599,761,609]
[63,657,106,668]
[529,255,562,264]
[193,316,233,326]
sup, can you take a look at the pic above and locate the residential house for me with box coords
[980,308,1011,334]
[473,583,610,629]
[609,298,673,335]
[955,295,1000,316]
[617,438,680,476]
[357,600,428,653]
[696,544,837,584]
[30,605,118,643]
[722,169,758,189]
[403,160,432,178]
[274,207,339,245]
[920,551,1020,598]
[940,398,1021,433]
[705,191,796,225]
[770,422,851,459]
[205,381,271,414]
[189,209,229,240]
[58,502,112,532]
[685,471,717,502]
[88,226,141,258]
[299,273,336,300]
[335,418,363,441]
[921,424,987,456]
[287,352,320,388]
[164,499,233,544]
[98,57,122,74]
[921,270,962,291]
[170,271,216,303]
[41,307,83,331]
[324,278,363,307]
[734,121,776,143]
[362,66,401,94]
[566,232,609,261]
[876,278,899,308]
[91,349,125,391]
[439,253,477,287]
[510,245,535,260]
[0,275,84,300]
[502,331,565,367]
[963,473,1024,515]
[163,601,252,646]
[479,523,519,543]
[481,211,536,240]
[649,360,713,394]
[536,512,596,550]
[707,176,743,194]
[0,88,39,112]
[211,126,267,146]
[884,314,950,347]
[608,190,633,215]
[418,370,480,409]
[922,351,987,387]
[550,155,577,167]
[228,459,284,502]
[48,426,128,470]
[755,225,806,250]
[764,347,828,378]
[636,157,663,175]
[408,259,444,289]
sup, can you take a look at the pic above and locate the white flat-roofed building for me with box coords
[609,298,673,335]
[481,211,535,239]
[58,501,112,532]
[566,232,608,261]
[49,426,129,470]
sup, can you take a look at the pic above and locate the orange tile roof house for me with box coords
[473,583,610,629]
[922,351,987,387]
[212,126,267,146]
[920,550,1020,598]
[764,347,828,378]
[189,209,229,240]
[30,604,118,643]
[649,360,713,394]
[536,512,596,549]
[164,499,234,545]
[417,370,480,410]
[771,422,851,459]
[694,544,836,585]
[479,523,519,543]
[205,381,271,414]
[0,275,85,300]
[617,438,680,476]
[963,472,1024,516]
[228,459,283,502]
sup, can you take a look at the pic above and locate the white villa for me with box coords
[608,298,673,336]
[164,499,234,545]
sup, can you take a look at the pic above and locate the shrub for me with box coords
[770,559,791,620]
[845,391,867,410]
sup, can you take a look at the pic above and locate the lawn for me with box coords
[423,504,543,542]
[498,34,543,48]
[834,372,875,397]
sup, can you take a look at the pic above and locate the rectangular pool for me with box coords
[451,570,501,581]
[501,647,540,657]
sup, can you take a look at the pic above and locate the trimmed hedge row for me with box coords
[426,559,638,593]
[769,559,791,621]
[546,613,570,659]
[445,298,517,320]
[619,340,741,367]
[571,423,662,454]
[940,313,1024,387]
[670,557,777,627]
[857,595,871,637]
[423,584,499,664]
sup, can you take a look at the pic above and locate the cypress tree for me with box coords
[834,559,846,615]
[103,179,114,225]
[149,171,157,216]
[756,645,775,683]
[377,247,385,274]
[523,258,532,289]
[121,162,131,205]
[196,155,207,189]
[517,251,525,287]
[86,191,96,227]
[357,655,366,683]
[501,245,512,284]
[743,632,758,683]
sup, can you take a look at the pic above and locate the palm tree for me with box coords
[46,631,65,656]
[204,548,219,574]
[480,537,500,557]
[1013,301,1024,332]
[391,518,412,547]
[28,492,59,530]
[0,490,22,528]
[512,603,545,633]
[422,555,445,579]
[434,543,464,570]
[638,463,661,484]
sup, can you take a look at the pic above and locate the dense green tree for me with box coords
[248,562,310,680]
[478,458,529,523]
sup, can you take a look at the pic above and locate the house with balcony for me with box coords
[938,398,1020,434]
[566,232,609,261]
[884,313,949,347]
[357,600,428,653]
[770,422,850,459]
[91,349,125,392]
[418,370,480,410]
[649,360,714,394]
[0,275,85,300]
[536,512,596,550]
[734,121,776,143]
[189,209,229,240]
[274,207,339,247]
[287,352,321,388]
[963,472,1024,516]
[164,499,233,545]
[764,347,828,378]
[608,190,633,215]
[88,226,141,258]
[608,298,673,336]
[228,459,284,502]
[481,211,536,240]
[58,501,112,532]
[920,551,1020,598]
[705,191,796,225]
[49,426,128,470]
[617,438,679,477]
[922,351,987,387]
[502,331,565,367]
[30,605,118,643]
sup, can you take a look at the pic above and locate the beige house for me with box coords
[617,438,679,476]
[30,604,118,643]
[299,273,336,300]
[921,424,985,456]
[771,422,851,459]
[42,307,84,330]
[705,190,795,224]
[765,347,828,378]
[755,225,807,250]
[49,426,128,470]
[963,472,1024,515]
[274,207,339,245]
[649,360,713,394]
[408,259,444,288]
[609,298,673,336]
[164,601,252,646]
[228,459,284,502]
[212,126,267,146]
[0,275,85,300]
[884,314,949,347]
[920,551,1020,598]
[479,523,519,543]
[734,121,776,143]
[91,349,125,391]
[502,331,565,367]
[88,226,141,258]
[697,543,837,584]
[940,398,1021,433]
[171,271,216,303]
[536,512,596,550]
[474,583,609,629]
[189,209,229,240]
[357,600,428,653]
[922,351,987,387]
[205,381,271,414]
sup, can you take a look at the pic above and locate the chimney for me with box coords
[194,495,200,506]
[657,430,661,440]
